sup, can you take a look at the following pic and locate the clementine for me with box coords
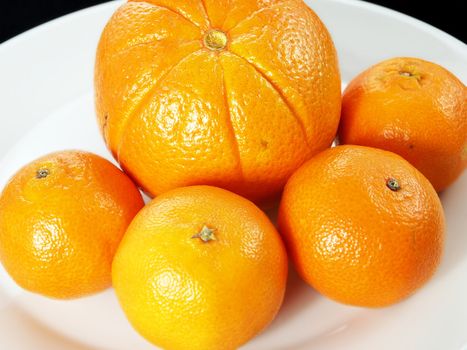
[95,0,341,204]
[278,145,445,307]
[339,57,467,192]
[112,185,288,350]
[0,151,144,299]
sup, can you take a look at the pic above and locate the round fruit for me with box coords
[338,57,467,192]
[278,145,445,307]
[0,151,144,299]
[112,186,287,350]
[95,0,341,204]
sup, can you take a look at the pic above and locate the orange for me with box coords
[338,57,467,192]
[0,151,144,299]
[95,0,341,204]
[278,145,445,307]
[112,185,287,350]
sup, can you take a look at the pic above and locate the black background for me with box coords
[0,0,466,44]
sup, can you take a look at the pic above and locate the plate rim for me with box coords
[0,1,466,350]
[1,0,466,57]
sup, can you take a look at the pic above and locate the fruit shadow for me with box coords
[261,200,317,331]
[435,174,467,276]
[3,305,87,350]
[266,266,317,332]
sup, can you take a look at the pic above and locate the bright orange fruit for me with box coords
[112,186,288,350]
[95,0,341,204]
[278,145,445,307]
[0,151,144,299]
[339,57,467,192]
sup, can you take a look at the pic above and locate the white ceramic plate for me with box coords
[0,1,466,349]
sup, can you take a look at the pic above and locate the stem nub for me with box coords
[203,30,228,51]
[386,178,401,192]
[36,169,50,179]
[399,71,413,77]
[192,225,217,243]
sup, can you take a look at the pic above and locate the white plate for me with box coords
[0,1,466,349]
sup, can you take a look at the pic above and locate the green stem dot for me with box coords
[192,225,216,243]
[386,178,401,192]
[36,169,50,179]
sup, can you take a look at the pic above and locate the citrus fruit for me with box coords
[95,0,341,204]
[338,57,467,192]
[278,145,445,307]
[0,151,144,299]
[112,185,288,350]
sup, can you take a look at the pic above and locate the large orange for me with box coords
[0,151,144,299]
[95,0,341,204]
[112,186,288,350]
[278,145,445,307]
[339,57,467,192]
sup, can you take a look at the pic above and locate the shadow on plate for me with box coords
[0,304,87,350]
[266,266,317,332]
[435,173,467,276]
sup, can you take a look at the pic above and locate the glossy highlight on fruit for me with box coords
[0,151,144,299]
[278,145,445,307]
[112,186,288,350]
[95,0,341,204]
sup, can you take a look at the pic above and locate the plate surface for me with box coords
[0,1,466,349]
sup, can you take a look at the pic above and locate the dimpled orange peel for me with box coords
[278,145,445,307]
[112,185,288,350]
[95,0,341,204]
[0,151,144,299]
[339,57,467,191]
